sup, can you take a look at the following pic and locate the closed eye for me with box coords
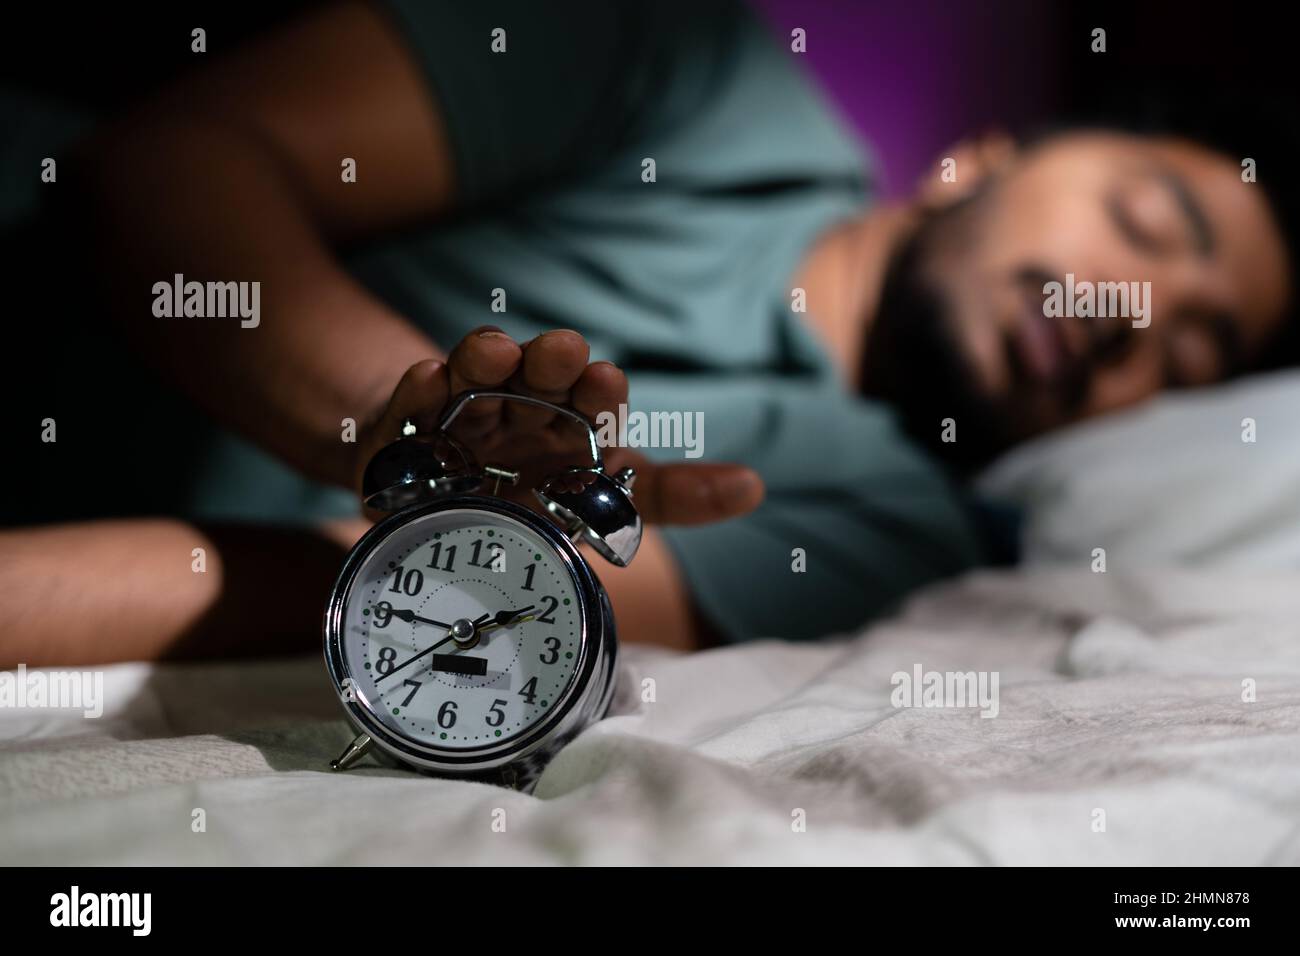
[1106,169,1216,259]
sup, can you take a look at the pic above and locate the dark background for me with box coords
[3,0,1293,190]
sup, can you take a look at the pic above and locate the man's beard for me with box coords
[858,218,1013,476]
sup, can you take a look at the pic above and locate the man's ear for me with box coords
[915,131,1017,211]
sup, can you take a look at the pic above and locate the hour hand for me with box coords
[382,606,453,630]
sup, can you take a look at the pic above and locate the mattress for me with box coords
[3,566,1297,865]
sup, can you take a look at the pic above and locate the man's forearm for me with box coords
[0,519,363,667]
[75,116,439,490]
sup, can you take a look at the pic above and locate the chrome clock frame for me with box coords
[324,496,618,785]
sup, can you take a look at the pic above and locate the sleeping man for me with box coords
[1,0,1294,665]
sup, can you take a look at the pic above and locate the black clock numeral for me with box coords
[469,539,504,569]
[521,563,537,591]
[537,595,559,624]
[376,646,397,676]
[518,676,538,705]
[437,700,458,729]
[427,543,457,573]
[389,566,424,596]
[540,637,561,665]
[372,600,394,628]
[401,679,422,707]
[486,699,508,727]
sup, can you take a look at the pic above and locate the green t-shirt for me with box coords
[194,0,985,641]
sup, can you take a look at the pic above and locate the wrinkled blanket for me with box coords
[2,568,1297,865]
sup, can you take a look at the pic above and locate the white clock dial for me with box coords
[339,509,584,751]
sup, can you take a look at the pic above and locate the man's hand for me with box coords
[354,327,764,525]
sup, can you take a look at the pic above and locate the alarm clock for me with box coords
[324,390,639,790]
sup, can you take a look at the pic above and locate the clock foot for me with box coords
[330,733,374,771]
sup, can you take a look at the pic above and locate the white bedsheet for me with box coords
[2,567,1298,865]
[977,370,1300,569]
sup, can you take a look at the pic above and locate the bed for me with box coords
[3,374,1300,865]
[2,563,1297,865]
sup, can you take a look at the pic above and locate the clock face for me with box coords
[336,508,585,753]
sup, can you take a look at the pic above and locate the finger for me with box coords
[447,326,523,392]
[620,458,765,526]
[570,361,628,427]
[506,330,590,430]
[447,327,522,439]
[374,358,448,443]
[359,359,448,517]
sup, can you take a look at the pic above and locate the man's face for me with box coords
[866,131,1291,469]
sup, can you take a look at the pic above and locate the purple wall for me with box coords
[751,0,1061,197]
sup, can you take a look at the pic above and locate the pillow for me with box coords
[975,370,1300,569]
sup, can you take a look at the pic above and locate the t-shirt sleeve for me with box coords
[376,0,741,204]
[659,486,982,644]
[637,377,985,643]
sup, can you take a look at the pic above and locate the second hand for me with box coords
[376,612,490,684]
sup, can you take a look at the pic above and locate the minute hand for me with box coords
[477,606,536,635]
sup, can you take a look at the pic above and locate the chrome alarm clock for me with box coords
[324,390,639,790]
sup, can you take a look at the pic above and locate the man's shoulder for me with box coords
[609,1,871,189]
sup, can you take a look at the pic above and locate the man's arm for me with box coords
[47,1,764,661]
[0,518,702,668]
[0,519,357,667]
[75,1,456,489]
